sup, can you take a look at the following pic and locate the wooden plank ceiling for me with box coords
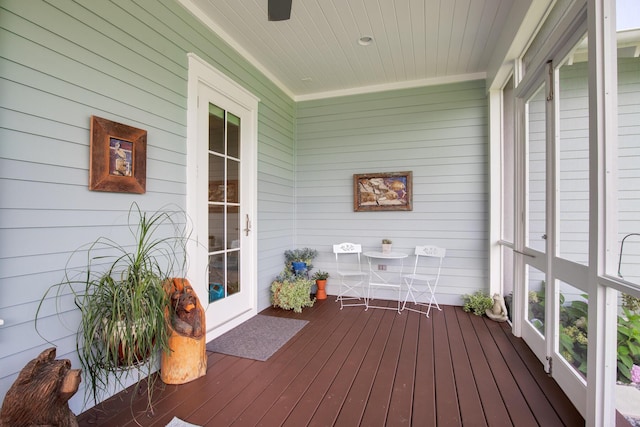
[180,0,516,98]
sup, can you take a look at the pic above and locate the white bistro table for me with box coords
[363,251,408,313]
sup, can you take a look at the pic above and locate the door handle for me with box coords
[244,214,251,236]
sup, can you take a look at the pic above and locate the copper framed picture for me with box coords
[89,116,147,194]
[354,171,413,211]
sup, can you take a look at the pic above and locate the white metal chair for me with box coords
[401,245,446,317]
[333,242,368,309]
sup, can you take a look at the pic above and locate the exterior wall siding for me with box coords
[295,80,489,305]
[0,0,295,412]
[618,56,640,284]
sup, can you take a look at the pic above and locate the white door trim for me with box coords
[186,53,260,340]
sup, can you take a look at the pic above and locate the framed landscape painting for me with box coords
[353,171,413,212]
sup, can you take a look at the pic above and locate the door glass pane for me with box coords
[616,289,640,424]
[207,103,242,303]
[613,14,640,285]
[228,112,240,159]
[527,85,547,252]
[526,265,546,336]
[227,206,240,255]
[209,104,224,153]
[557,35,589,265]
[227,159,239,203]
[558,281,588,380]
[208,155,225,202]
[208,206,223,252]
[228,252,240,296]
[208,254,225,301]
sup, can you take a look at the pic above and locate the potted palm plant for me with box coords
[36,203,189,413]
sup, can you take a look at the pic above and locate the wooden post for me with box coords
[161,278,207,384]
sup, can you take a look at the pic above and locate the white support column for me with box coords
[586,0,619,425]
[488,88,503,297]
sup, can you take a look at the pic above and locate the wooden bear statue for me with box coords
[161,278,207,385]
[0,347,81,427]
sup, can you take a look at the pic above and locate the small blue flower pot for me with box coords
[291,261,307,274]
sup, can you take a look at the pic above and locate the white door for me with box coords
[519,81,549,368]
[187,55,258,340]
[516,34,590,415]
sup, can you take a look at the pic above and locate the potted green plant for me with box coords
[312,270,329,300]
[462,291,494,316]
[284,248,318,275]
[36,203,189,413]
[382,239,392,254]
[270,269,315,313]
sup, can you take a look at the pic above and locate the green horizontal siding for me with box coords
[0,0,295,413]
[295,80,489,302]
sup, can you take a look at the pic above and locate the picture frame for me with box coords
[354,171,413,212]
[89,116,147,194]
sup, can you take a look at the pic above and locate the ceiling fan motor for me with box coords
[268,0,292,21]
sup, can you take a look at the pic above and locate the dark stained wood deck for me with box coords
[76,299,584,426]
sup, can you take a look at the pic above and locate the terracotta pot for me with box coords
[315,279,327,300]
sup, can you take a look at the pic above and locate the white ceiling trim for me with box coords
[178,0,296,100]
[295,72,488,102]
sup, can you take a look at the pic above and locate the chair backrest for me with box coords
[333,242,363,273]
[410,245,446,278]
[415,245,446,258]
[333,242,362,255]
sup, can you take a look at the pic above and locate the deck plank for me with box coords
[471,311,540,427]
[444,306,488,427]
[306,304,388,427]
[281,304,371,426]
[256,301,365,426]
[333,302,398,426]
[222,301,353,426]
[76,300,584,427]
[499,321,584,426]
[412,311,437,426]
[433,306,462,426]
[484,318,567,426]
[386,310,420,425]
[454,308,513,427]
[360,305,409,426]
[200,300,336,426]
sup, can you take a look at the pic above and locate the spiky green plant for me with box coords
[312,270,329,281]
[36,203,189,414]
